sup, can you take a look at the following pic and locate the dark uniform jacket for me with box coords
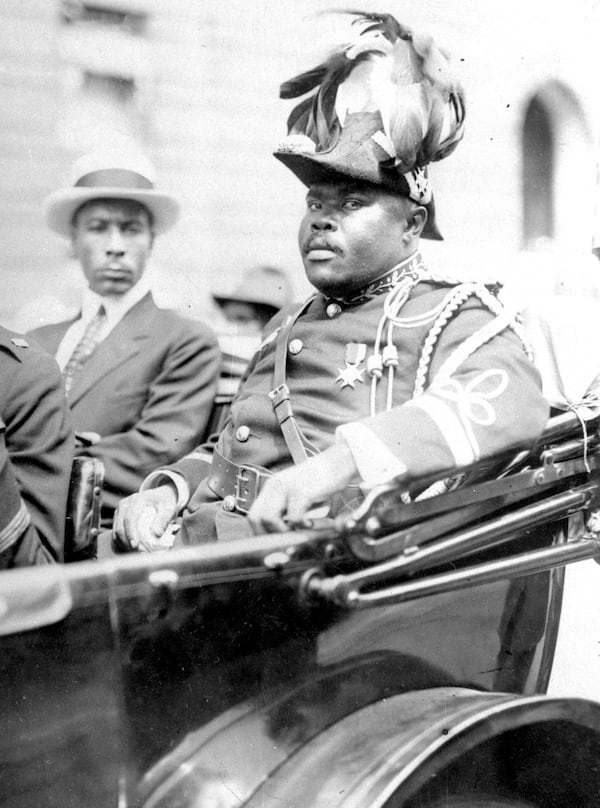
[0,327,73,568]
[166,258,549,543]
[30,292,220,521]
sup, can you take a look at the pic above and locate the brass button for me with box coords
[326,302,342,318]
[235,425,250,442]
[222,495,236,512]
[289,339,303,355]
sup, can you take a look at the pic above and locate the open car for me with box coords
[2,401,600,807]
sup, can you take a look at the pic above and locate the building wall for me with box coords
[0,0,598,331]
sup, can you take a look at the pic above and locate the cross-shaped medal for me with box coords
[336,343,367,389]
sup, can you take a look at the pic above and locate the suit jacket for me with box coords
[30,292,220,520]
[0,327,74,567]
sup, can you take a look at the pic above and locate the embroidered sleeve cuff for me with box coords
[405,394,479,467]
[336,422,407,487]
[141,471,190,513]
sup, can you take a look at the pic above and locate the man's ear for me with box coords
[68,230,77,259]
[408,205,428,238]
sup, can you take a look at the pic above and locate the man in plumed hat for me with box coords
[114,12,548,549]
[30,151,220,525]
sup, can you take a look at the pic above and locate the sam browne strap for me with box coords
[269,297,318,465]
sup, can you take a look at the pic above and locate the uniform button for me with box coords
[223,495,236,512]
[326,302,342,318]
[235,425,250,442]
[289,339,303,355]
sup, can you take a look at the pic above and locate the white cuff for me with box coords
[336,422,407,488]
[141,471,190,513]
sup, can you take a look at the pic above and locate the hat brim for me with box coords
[43,187,180,237]
[274,150,443,241]
[213,293,280,311]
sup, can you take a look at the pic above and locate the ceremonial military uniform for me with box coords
[121,12,549,549]
[164,253,547,543]
[0,327,73,567]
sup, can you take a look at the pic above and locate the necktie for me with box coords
[63,305,107,395]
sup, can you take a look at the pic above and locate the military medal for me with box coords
[336,343,367,389]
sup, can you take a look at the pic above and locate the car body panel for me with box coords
[3,410,600,806]
[0,521,564,806]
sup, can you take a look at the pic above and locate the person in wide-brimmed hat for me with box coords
[212,265,294,330]
[114,11,546,550]
[43,151,180,238]
[29,150,220,529]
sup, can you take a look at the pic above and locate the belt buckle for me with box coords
[268,383,290,406]
[234,465,261,514]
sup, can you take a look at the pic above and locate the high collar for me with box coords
[328,252,426,307]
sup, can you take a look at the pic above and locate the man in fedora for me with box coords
[211,265,295,411]
[213,265,294,332]
[113,13,548,548]
[30,151,220,526]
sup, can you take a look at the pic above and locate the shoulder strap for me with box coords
[269,296,317,465]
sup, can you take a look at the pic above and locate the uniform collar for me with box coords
[329,252,426,307]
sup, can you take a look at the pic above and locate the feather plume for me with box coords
[280,11,465,172]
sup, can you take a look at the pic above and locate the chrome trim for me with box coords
[306,536,600,609]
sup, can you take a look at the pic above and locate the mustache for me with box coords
[302,236,342,255]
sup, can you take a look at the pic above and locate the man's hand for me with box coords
[248,442,358,534]
[112,484,178,552]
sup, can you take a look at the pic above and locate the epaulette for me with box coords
[10,337,29,349]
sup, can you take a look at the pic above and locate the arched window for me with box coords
[522,96,554,246]
[521,82,593,250]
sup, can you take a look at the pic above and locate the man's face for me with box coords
[220,300,274,331]
[71,199,154,296]
[298,182,417,298]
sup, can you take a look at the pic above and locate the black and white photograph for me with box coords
[1,1,600,806]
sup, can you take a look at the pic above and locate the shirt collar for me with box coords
[81,276,151,326]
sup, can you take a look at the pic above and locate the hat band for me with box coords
[75,169,154,190]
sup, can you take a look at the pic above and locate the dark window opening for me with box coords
[522,96,555,248]
[82,71,136,104]
[59,1,148,35]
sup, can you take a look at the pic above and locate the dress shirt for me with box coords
[55,277,151,370]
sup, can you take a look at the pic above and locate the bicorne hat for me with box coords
[273,12,466,241]
[43,151,180,237]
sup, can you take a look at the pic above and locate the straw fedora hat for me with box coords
[43,151,180,237]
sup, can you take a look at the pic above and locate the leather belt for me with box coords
[206,449,272,514]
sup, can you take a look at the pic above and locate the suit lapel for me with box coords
[68,293,156,407]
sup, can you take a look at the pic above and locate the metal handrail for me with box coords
[304,483,600,609]
[304,534,600,609]
[341,448,600,561]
